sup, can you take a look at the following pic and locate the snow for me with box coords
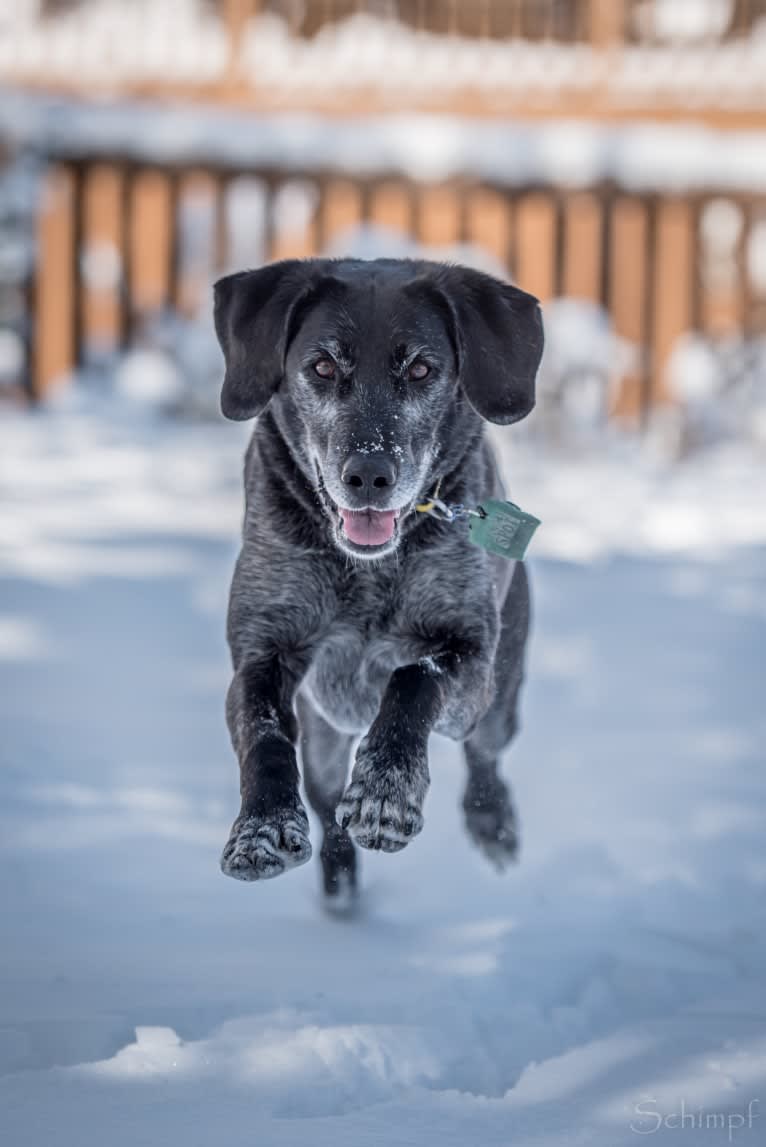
[1,394,766,1145]
[0,152,40,388]
[662,332,766,453]
[113,347,185,407]
[2,2,766,107]
[534,299,637,435]
[324,222,512,282]
[638,0,735,44]
[0,328,24,384]
[4,85,766,194]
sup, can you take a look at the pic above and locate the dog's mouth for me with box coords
[337,507,401,548]
[315,470,409,554]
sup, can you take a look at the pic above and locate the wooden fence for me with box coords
[32,0,766,48]
[30,156,766,420]
[257,0,766,43]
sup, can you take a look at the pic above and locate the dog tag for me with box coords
[468,500,540,560]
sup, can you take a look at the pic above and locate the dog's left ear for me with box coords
[214,260,319,421]
[438,266,544,425]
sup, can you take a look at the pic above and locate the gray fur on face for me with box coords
[214,258,543,897]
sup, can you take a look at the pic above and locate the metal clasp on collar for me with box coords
[415,478,487,522]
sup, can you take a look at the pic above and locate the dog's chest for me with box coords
[301,585,415,734]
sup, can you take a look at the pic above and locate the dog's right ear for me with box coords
[214,260,318,421]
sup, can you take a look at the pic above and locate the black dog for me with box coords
[213,258,543,908]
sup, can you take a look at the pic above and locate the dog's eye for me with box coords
[408,360,430,382]
[313,358,336,380]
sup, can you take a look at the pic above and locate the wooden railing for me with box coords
[29,155,766,420]
[31,0,766,46]
[6,1,766,126]
[241,0,766,45]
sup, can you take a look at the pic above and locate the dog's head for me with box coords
[214,258,542,559]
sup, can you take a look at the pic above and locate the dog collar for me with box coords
[416,479,540,561]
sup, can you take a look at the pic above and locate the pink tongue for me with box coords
[339,508,398,546]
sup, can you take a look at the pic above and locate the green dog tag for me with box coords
[468,499,540,560]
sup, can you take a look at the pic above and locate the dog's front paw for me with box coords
[220,804,312,881]
[462,773,518,870]
[335,741,429,853]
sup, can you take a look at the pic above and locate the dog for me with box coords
[213,257,543,907]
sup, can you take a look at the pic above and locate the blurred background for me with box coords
[1,0,766,440]
[2,5,766,1146]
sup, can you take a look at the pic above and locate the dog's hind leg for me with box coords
[462,740,519,870]
[462,561,530,870]
[297,694,358,911]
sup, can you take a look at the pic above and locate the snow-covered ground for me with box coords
[1,395,765,1146]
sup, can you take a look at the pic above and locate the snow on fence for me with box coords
[2,0,766,118]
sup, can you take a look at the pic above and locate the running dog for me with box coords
[213,257,543,907]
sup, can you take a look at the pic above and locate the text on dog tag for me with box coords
[468,499,540,560]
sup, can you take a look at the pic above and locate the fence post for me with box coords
[119,166,134,350]
[599,184,614,311]
[640,196,657,425]
[590,0,625,47]
[166,170,182,311]
[223,0,254,91]
[553,192,566,298]
[590,0,625,102]
[70,163,86,370]
[22,249,37,401]
[739,198,755,338]
[213,173,230,274]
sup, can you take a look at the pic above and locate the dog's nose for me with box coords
[341,452,398,496]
